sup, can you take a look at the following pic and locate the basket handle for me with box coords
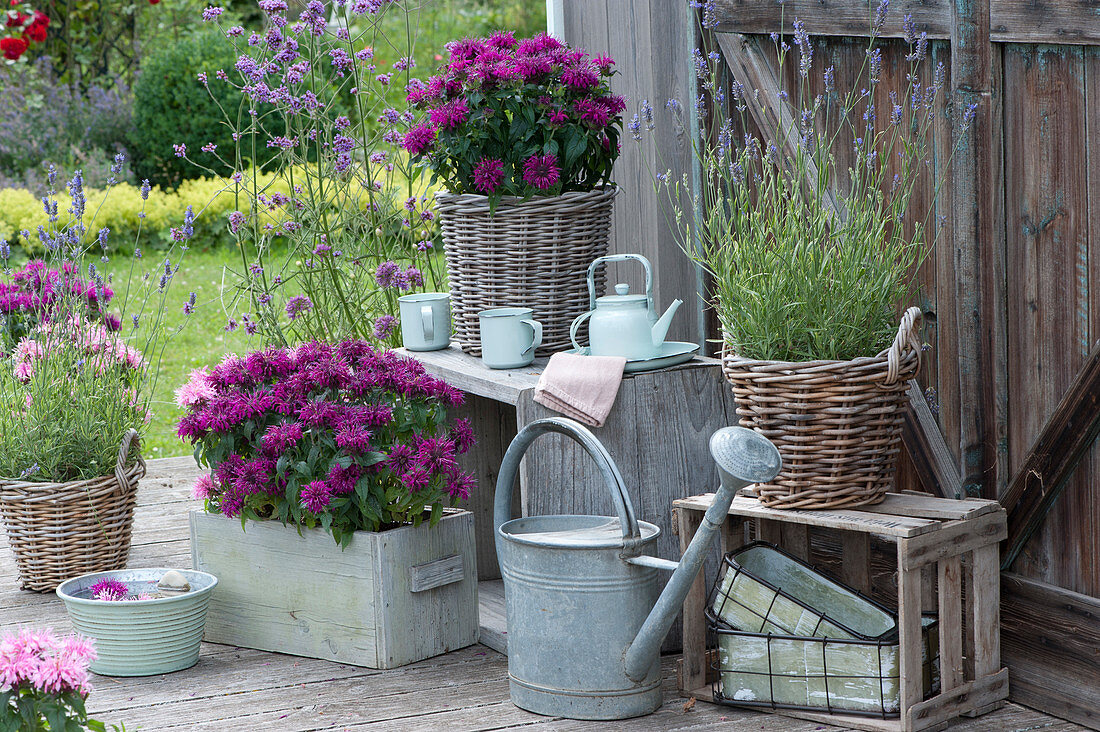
[114,428,147,492]
[493,417,642,546]
[883,307,923,385]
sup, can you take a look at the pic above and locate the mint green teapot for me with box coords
[569,254,683,360]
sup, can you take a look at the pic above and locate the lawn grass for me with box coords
[108,246,258,459]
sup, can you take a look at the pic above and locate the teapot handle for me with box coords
[569,311,593,352]
[586,254,654,314]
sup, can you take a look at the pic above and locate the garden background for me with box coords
[0,0,545,457]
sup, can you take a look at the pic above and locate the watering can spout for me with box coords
[622,426,781,683]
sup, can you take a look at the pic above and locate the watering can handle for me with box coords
[493,417,642,542]
[586,254,655,314]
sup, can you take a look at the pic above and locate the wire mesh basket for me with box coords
[708,542,939,717]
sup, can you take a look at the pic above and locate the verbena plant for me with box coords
[187,0,445,350]
[176,340,475,544]
[0,162,192,482]
[655,6,974,362]
[403,32,624,209]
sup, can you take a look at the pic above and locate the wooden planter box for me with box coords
[189,508,478,669]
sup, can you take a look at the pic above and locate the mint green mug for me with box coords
[399,293,451,351]
[479,307,543,369]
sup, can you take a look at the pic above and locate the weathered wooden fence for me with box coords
[559,1,1100,728]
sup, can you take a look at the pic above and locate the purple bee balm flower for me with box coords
[561,63,599,90]
[335,425,373,453]
[472,157,505,193]
[446,471,476,501]
[451,418,475,454]
[547,110,569,127]
[522,153,561,190]
[574,98,612,128]
[327,463,360,495]
[386,443,416,475]
[429,98,470,131]
[285,295,313,320]
[415,436,457,474]
[90,579,130,601]
[402,123,437,156]
[261,422,304,456]
[300,480,331,513]
[400,467,430,493]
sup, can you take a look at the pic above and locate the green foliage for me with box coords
[130,28,245,189]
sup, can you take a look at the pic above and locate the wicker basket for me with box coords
[722,307,922,510]
[0,429,146,591]
[434,187,616,356]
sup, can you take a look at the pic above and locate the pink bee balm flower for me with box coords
[561,63,599,90]
[90,578,130,601]
[522,153,561,190]
[175,368,215,408]
[472,157,505,193]
[191,473,215,500]
[13,360,33,382]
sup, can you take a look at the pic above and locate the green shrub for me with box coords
[130,29,244,189]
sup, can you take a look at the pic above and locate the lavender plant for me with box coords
[0,160,194,482]
[183,0,445,350]
[653,6,973,362]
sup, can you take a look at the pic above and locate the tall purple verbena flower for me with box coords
[285,295,313,320]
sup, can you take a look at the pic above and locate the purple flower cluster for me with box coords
[404,33,624,201]
[178,341,475,541]
[0,260,118,352]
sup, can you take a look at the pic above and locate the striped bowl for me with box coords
[56,568,218,676]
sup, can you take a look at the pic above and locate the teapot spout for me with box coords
[622,427,782,683]
[650,299,683,346]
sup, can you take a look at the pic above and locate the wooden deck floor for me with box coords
[0,457,1088,731]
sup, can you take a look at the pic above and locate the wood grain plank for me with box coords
[1003,44,1090,588]
[937,555,965,691]
[1001,572,1100,729]
[710,0,1100,45]
[675,507,708,695]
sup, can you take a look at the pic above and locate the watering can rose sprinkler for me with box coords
[569,254,683,359]
[494,417,782,720]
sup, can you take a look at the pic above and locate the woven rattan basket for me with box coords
[722,307,922,510]
[0,429,146,591]
[434,187,616,356]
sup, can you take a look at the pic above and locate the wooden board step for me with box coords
[478,579,507,655]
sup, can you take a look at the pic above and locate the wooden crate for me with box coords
[674,491,1009,732]
[189,508,479,669]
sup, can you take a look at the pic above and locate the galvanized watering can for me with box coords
[494,417,782,720]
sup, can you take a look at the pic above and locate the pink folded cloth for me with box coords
[533,352,628,427]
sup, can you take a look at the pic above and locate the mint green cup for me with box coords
[479,307,543,369]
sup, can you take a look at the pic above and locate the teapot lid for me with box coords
[596,282,648,306]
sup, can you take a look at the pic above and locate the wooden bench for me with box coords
[673,490,1009,732]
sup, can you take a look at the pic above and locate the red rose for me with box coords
[0,35,27,60]
[4,11,26,28]
[148,0,159,4]
[24,12,46,42]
